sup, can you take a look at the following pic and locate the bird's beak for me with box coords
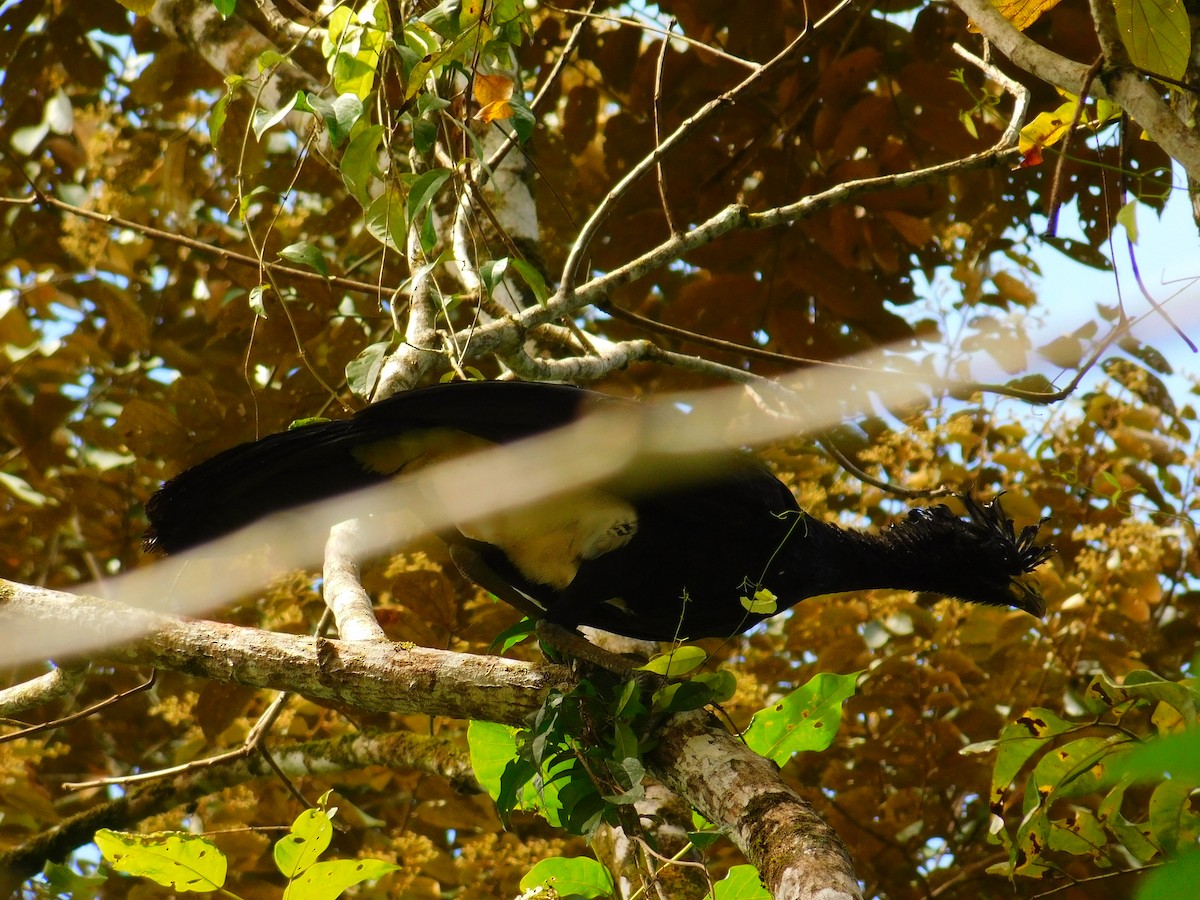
[1009,577,1047,618]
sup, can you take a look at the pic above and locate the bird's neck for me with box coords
[779,515,955,598]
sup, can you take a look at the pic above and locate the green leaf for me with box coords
[207,92,230,145]
[1114,0,1189,80]
[258,49,287,72]
[1087,671,1196,725]
[601,757,645,805]
[1046,809,1106,856]
[403,21,485,103]
[1041,235,1114,270]
[95,829,227,892]
[274,808,333,879]
[248,284,269,318]
[612,677,645,720]
[467,721,562,826]
[420,0,463,39]
[341,124,385,205]
[988,708,1075,811]
[42,860,109,897]
[283,858,401,900]
[365,188,406,250]
[692,670,737,705]
[1138,848,1200,899]
[743,671,858,764]
[1114,728,1200,783]
[346,340,389,399]
[509,257,550,305]
[688,829,723,850]
[556,773,610,838]
[412,116,438,154]
[1022,736,1129,813]
[507,96,536,144]
[709,864,771,899]
[279,241,329,277]
[519,856,615,898]
[1012,808,1053,877]
[638,646,707,678]
[1148,777,1200,853]
[325,0,390,100]
[404,168,452,229]
[252,91,301,141]
[651,680,721,714]
[1004,373,1056,396]
[211,0,235,15]
[1098,774,1159,863]
[238,184,273,220]
[489,616,538,653]
[612,720,640,763]
[478,257,509,298]
[1116,199,1139,242]
[297,92,364,147]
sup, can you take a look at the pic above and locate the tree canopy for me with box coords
[1,1,1199,898]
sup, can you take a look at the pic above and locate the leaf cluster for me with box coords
[972,670,1200,879]
[483,651,737,840]
[94,794,400,899]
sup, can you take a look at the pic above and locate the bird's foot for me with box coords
[535,620,656,685]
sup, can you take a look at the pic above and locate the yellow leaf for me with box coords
[114,0,155,13]
[475,75,515,123]
[474,74,513,108]
[740,587,778,615]
[1018,100,1078,154]
[477,100,513,124]
[462,0,486,25]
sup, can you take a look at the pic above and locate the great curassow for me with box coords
[144,380,1052,641]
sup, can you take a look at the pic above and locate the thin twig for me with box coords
[0,192,389,296]
[652,20,680,237]
[1124,236,1198,351]
[1045,56,1104,236]
[543,4,756,70]
[559,1,854,296]
[818,433,954,500]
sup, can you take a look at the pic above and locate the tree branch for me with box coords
[2,578,862,898]
[950,0,1200,181]
[652,711,862,900]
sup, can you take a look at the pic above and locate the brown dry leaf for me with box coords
[881,211,934,249]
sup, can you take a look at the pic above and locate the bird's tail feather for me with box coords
[143,419,383,554]
[143,381,599,554]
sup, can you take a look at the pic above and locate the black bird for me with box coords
[144,380,1052,641]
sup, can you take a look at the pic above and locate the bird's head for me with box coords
[888,492,1054,617]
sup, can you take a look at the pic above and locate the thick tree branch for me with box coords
[0,580,562,724]
[323,520,388,641]
[2,579,862,899]
[0,661,87,718]
[651,711,863,900]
